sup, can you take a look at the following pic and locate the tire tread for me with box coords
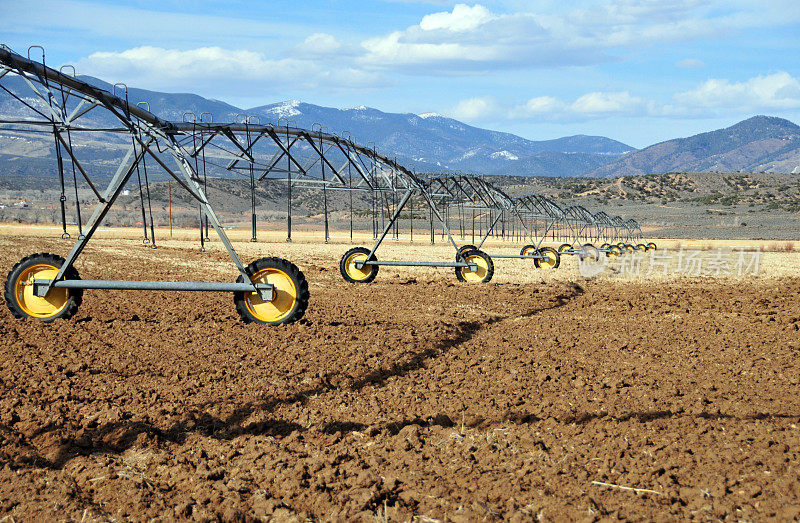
[455,249,494,283]
[234,257,309,325]
[4,252,82,322]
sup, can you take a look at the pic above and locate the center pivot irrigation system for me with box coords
[0,45,655,325]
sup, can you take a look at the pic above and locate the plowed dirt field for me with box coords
[1,231,799,521]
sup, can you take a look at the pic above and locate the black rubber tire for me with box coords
[624,243,635,254]
[647,242,657,250]
[4,253,83,323]
[607,245,622,257]
[558,243,572,253]
[636,243,647,252]
[520,244,537,256]
[340,247,379,284]
[458,244,478,257]
[455,249,494,283]
[600,243,610,250]
[234,257,309,325]
[533,246,560,269]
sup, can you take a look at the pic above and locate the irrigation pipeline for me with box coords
[0,44,648,251]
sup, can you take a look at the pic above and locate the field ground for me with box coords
[0,225,799,520]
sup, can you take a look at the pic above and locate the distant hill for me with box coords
[590,116,800,177]
[247,101,632,175]
[3,71,799,179]
[0,75,632,177]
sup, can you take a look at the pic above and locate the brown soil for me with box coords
[1,235,799,521]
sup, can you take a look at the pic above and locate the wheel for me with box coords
[600,243,610,250]
[624,243,635,254]
[4,253,82,322]
[558,243,572,253]
[340,247,379,283]
[520,245,537,256]
[636,243,647,252]
[458,244,477,256]
[234,257,308,325]
[647,242,657,250]
[533,246,560,269]
[579,244,600,262]
[607,245,622,257]
[455,249,493,283]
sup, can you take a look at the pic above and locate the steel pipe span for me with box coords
[0,43,657,303]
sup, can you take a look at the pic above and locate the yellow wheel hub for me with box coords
[244,268,297,323]
[460,254,489,283]
[14,264,68,319]
[344,252,374,282]
[540,252,557,268]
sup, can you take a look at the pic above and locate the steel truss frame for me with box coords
[557,205,600,256]
[1,44,653,293]
[441,191,567,261]
[489,193,566,259]
[421,173,534,262]
[622,218,644,244]
[0,46,281,299]
[593,211,621,252]
[351,174,517,273]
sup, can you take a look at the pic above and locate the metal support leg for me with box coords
[420,192,466,260]
[535,218,557,249]
[52,143,146,284]
[172,152,252,284]
[250,164,257,243]
[367,189,413,259]
[429,204,434,244]
[53,129,69,239]
[476,210,504,249]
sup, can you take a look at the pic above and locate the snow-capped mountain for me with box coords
[246,100,633,176]
[0,74,634,177]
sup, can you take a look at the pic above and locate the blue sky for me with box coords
[1,0,799,148]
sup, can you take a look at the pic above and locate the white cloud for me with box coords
[520,96,564,115]
[451,90,653,123]
[509,91,653,121]
[296,33,343,55]
[676,58,705,68]
[419,4,494,32]
[357,1,800,73]
[450,72,800,124]
[0,0,304,46]
[360,27,509,68]
[74,46,387,95]
[450,96,500,120]
[359,5,600,71]
[570,91,649,115]
[675,72,800,110]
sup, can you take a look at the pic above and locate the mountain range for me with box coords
[1,73,799,177]
[589,116,800,177]
[0,74,631,178]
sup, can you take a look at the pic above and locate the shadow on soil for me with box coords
[8,282,597,470]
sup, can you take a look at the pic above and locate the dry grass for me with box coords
[765,242,796,252]
[2,223,799,284]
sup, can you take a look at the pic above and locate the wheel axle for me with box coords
[31,279,274,301]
